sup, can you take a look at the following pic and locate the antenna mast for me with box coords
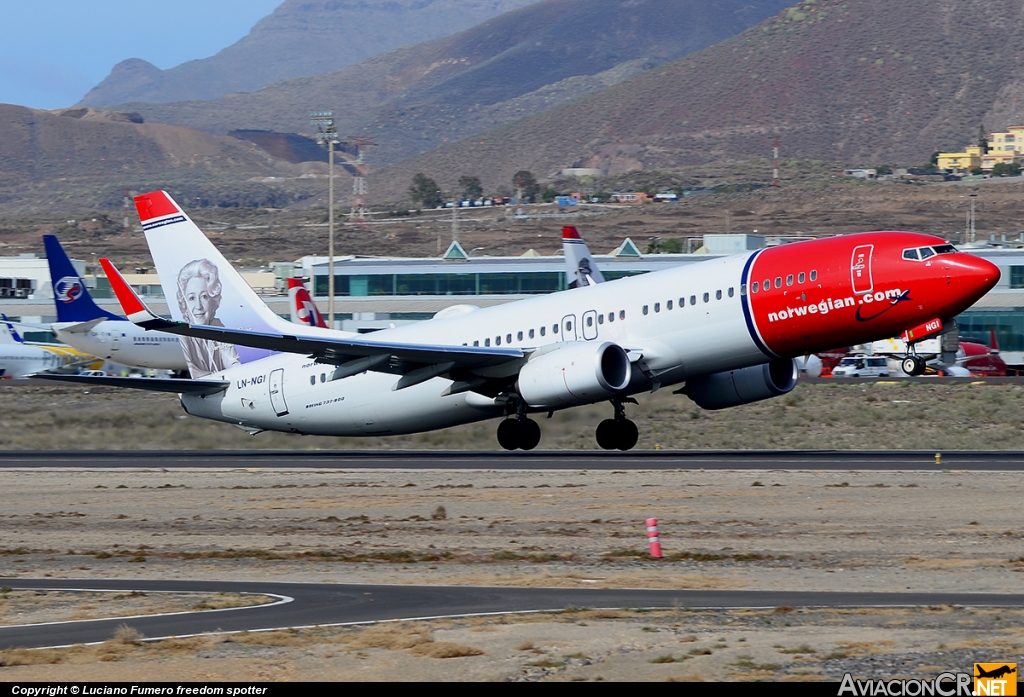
[341,136,378,221]
[772,136,780,187]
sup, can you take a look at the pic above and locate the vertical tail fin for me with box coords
[43,235,123,322]
[287,278,328,328]
[562,226,605,288]
[0,315,25,341]
[134,190,287,377]
[0,315,22,344]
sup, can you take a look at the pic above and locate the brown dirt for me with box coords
[0,465,1021,680]
[0,590,270,626]
[1,604,1019,681]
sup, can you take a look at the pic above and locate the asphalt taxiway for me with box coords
[2,579,1023,651]
[1,450,1024,470]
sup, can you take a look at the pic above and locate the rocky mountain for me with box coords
[376,0,1024,198]
[103,0,792,166]
[78,0,541,107]
[0,105,321,212]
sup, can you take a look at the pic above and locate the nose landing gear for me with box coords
[901,355,927,376]
[596,398,639,451]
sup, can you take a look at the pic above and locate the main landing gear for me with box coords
[497,402,541,451]
[596,398,639,451]
[901,355,927,377]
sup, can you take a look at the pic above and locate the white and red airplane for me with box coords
[40,190,999,450]
[563,225,605,288]
[287,277,328,329]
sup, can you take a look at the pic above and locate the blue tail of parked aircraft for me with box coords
[0,314,25,343]
[43,235,122,323]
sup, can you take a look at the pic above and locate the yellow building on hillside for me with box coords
[938,126,1024,172]
[981,126,1024,169]
[937,146,983,172]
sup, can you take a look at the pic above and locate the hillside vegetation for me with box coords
[107,0,792,166]
[377,0,1024,197]
[78,0,541,106]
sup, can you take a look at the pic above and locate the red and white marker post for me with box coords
[646,517,663,558]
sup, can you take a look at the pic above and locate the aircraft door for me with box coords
[110,333,121,354]
[582,310,598,340]
[560,314,578,341]
[269,368,289,416]
[851,244,874,295]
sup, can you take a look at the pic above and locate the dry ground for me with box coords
[0,465,1022,680]
[0,590,271,626]
[2,175,1023,266]
[1,380,1023,451]
[0,379,1021,681]
[3,607,1022,682]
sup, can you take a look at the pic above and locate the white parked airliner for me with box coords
[39,191,1000,451]
[43,235,187,372]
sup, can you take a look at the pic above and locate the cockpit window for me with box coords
[904,244,958,261]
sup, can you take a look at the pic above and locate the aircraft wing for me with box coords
[100,258,526,382]
[31,373,229,395]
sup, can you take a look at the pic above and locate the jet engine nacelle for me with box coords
[517,341,631,408]
[685,358,798,410]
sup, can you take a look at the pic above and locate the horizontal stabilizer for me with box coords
[60,318,107,334]
[31,373,229,395]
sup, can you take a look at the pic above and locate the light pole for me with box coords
[311,110,339,328]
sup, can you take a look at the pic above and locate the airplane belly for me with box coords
[188,364,503,437]
[299,374,500,436]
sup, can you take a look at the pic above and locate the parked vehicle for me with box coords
[831,355,889,378]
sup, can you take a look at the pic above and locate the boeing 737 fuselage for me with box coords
[60,191,998,451]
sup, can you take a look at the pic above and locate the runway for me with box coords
[2,450,1024,470]
[2,578,1023,651]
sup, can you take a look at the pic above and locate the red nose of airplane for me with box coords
[958,254,1000,302]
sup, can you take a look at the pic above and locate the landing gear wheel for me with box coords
[596,419,619,450]
[595,418,639,451]
[902,356,926,376]
[496,418,522,450]
[616,419,639,451]
[519,419,541,451]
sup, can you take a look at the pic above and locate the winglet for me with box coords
[562,225,582,240]
[98,258,166,327]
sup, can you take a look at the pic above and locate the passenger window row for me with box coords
[465,310,628,347]
[642,287,735,315]
[746,270,817,294]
